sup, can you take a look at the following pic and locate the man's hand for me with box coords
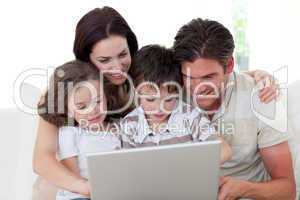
[218,176,248,200]
[218,142,296,200]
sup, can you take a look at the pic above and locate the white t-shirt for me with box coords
[56,126,121,200]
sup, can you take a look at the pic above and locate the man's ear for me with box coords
[225,56,234,74]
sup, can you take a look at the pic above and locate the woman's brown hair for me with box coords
[73,6,138,62]
[38,60,116,127]
[73,6,138,116]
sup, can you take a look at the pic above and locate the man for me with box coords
[174,18,296,200]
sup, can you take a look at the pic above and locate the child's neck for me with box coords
[148,118,169,133]
[83,121,110,132]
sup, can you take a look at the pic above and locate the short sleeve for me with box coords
[58,127,80,160]
[257,100,289,148]
[258,125,289,148]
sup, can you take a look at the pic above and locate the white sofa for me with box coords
[287,81,300,199]
[0,108,38,200]
[0,82,299,200]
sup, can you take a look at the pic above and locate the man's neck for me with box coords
[203,99,222,120]
[201,75,231,120]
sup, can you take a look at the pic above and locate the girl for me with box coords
[38,60,120,200]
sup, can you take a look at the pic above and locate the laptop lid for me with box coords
[87,141,220,200]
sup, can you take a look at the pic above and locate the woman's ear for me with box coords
[225,56,234,74]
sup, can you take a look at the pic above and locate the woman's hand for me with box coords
[245,69,279,103]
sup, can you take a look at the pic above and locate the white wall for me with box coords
[248,0,300,84]
[0,0,233,109]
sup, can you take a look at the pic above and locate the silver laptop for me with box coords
[87,141,220,200]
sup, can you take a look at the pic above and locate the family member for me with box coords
[33,6,280,198]
[173,18,296,200]
[121,44,232,164]
[39,60,122,200]
[34,7,137,196]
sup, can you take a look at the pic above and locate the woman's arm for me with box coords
[243,69,279,103]
[33,117,90,195]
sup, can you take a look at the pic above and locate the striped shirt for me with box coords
[120,101,216,148]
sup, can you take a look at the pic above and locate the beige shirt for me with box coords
[120,102,216,148]
[206,72,289,182]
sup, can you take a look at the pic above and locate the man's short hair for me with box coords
[173,18,235,69]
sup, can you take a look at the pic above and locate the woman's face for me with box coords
[89,35,132,85]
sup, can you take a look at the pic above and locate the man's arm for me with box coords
[242,141,296,200]
[218,142,296,200]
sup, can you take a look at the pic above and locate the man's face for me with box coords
[181,58,233,111]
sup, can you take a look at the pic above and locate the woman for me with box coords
[33,6,278,198]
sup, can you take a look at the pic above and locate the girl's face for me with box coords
[89,35,131,85]
[68,80,107,129]
[138,84,178,125]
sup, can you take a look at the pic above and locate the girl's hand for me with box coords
[72,178,91,197]
[245,69,279,103]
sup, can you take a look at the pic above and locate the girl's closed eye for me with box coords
[76,104,87,111]
[83,97,102,108]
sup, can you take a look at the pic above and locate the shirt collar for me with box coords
[135,106,152,143]
[135,101,181,144]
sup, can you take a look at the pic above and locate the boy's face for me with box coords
[68,80,107,129]
[181,57,233,111]
[137,83,178,124]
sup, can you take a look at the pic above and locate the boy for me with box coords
[121,45,231,164]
